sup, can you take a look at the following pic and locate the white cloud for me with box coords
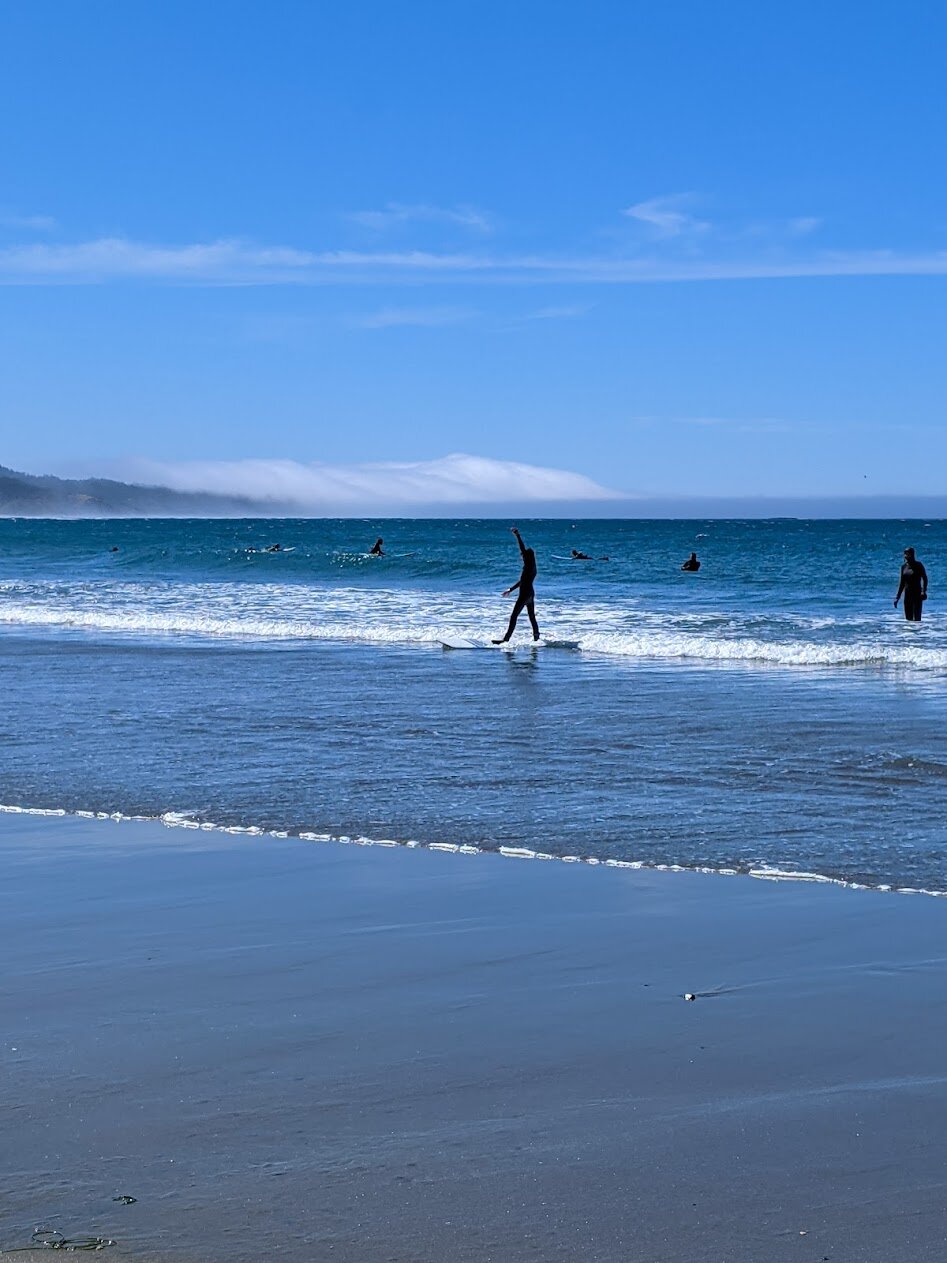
[630,414,795,435]
[0,237,318,279]
[0,212,57,231]
[787,216,821,236]
[118,453,621,511]
[622,194,709,238]
[348,202,493,233]
[1,235,947,286]
[526,303,592,320]
[348,305,476,329]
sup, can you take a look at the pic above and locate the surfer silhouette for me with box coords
[681,552,700,572]
[894,547,928,621]
[493,527,540,643]
[369,538,385,556]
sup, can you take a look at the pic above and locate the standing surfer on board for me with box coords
[493,527,540,643]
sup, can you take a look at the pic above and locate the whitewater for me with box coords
[1,515,945,893]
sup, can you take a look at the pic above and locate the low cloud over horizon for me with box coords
[111,454,622,514]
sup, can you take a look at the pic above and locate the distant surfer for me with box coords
[894,547,928,621]
[681,552,700,572]
[369,537,385,556]
[493,527,540,643]
[265,543,282,553]
[571,549,591,560]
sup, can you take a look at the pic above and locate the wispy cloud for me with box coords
[787,216,821,237]
[0,212,57,231]
[630,414,797,435]
[525,303,593,320]
[116,453,621,511]
[0,237,319,280]
[2,235,947,286]
[348,305,476,329]
[622,194,709,239]
[348,202,493,233]
[621,197,828,253]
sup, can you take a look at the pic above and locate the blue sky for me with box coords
[1,0,945,508]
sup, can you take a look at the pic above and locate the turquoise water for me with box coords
[1,517,946,891]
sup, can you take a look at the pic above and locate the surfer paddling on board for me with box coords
[493,527,540,643]
[570,547,610,561]
[369,537,385,556]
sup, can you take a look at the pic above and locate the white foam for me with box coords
[3,579,947,672]
[1,800,944,898]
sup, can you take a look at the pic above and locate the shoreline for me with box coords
[2,800,945,899]
[3,811,947,1261]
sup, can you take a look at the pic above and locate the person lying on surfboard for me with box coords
[567,548,611,560]
[493,527,540,643]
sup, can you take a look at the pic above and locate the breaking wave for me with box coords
[1,580,946,673]
[2,802,944,898]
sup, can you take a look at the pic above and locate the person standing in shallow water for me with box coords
[895,547,928,621]
[493,527,540,643]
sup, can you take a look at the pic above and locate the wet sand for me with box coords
[2,811,946,1262]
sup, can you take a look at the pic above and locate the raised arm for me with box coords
[511,526,528,558]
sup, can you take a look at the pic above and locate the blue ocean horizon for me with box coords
[2,517,945,893]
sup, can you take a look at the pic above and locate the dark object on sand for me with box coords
[21,1228,115,1250]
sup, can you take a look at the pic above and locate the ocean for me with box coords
[1,516,945,893]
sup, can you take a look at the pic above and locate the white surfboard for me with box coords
[439,637,500,650]
[439,637,580,651]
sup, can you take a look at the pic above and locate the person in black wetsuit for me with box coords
[369,538,385,556]
[493,527,540,643]
[681,552,700,572]
[894,547,928,621]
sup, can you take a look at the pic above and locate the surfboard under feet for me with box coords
[439,637,580,651]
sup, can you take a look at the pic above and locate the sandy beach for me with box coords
[2,811,946,1262]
